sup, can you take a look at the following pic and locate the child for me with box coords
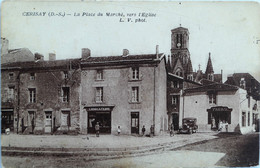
[117,126,121,135]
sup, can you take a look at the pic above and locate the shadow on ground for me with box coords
[172,132,259,167]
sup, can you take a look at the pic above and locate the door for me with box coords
[131,112,139,134]
[1,109,14,133]
[172,113,179,130]
[45,111,52,133]
[28,111,35,134]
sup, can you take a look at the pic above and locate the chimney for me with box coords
[49,53,56,61]
[122,49,129,57]
[82,48,91,59]
[221,69,223,83]
[34,53,44,61]
[1,38,9,55]
[156,45,159,59]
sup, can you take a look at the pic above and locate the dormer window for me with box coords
[132,67,139,80]
[30,73,35,80]
[208,74,214,81]
[176,70,182,77]
[187,75,193,81]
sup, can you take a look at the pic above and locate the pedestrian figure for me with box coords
[150,125,154,137]
[95,122,100,137]
[170,123,174,137]
[218,121,223,132]
[117,126,121,135]
[142,125,146,136]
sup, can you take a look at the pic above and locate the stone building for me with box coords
[184,83,257,134]
[1,55,81,134]
[79,48,168,135]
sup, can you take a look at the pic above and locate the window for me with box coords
[9,73,14,80]
[176,71,182,77]
[95,87,103,102]
[173,81,179,88]
[29,88,36,103]
[30,73,35,80]
[61,111,70,126]
[209,93,216,104]
[171,96,178,105]
[64,71,68,79]
[96,70,103,80]
[248,97,250,108]
[248,112,250,126]
[132,67,139,80]
[131,87,139,102]
[208,74,214,81]
[8,86,15,99]
[62,87,70,102]
[242,112,246,127]
[187,75,193,81]
[240,78,246,89]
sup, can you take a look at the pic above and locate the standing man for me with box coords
[95,122,100,137]
[170,123,174,137]
[142,125,146,136]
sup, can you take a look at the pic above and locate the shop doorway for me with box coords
[1,109,14,133]
[45,111,52,133]
[88,111,111,134]
[131,112,139,134]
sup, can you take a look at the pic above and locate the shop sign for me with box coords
[86,107,111,111]
[208,106,232,112]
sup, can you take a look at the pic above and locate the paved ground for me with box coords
[1,132,216,149]
[1,132,259,168]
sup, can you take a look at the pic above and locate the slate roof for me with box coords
[1,48,34,64]
[185,83,238,93]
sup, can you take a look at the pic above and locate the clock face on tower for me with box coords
[177,43,181,47]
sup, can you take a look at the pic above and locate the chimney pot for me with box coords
[49,53,56,61]
[122,49,129,57]
[156,45,159,59]
[82,48,91,59]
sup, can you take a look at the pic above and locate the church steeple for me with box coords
[205,52,214,81]
[205,52,214,74]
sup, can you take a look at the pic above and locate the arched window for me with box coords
[175,69,183,77]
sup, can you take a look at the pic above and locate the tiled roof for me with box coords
[185,83,238,93]
[171,27,189,32]
[82,54,162,63]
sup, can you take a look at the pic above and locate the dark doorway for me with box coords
[28,111,35,134]
[1,109,14,133]
[131,112,139,134]
[45,111,52,133]
[88,111,111,134]
[172,113,179,130]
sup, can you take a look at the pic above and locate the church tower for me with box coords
[170,26,191,78]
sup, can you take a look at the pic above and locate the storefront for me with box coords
[85,106,114,134]
[207,106,232,131]
[1,109,14,133]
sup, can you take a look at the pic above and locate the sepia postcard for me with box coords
[1,1,260,167]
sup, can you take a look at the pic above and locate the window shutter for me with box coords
[139,86,143,102]
[128,68,132,80]
[128,86,131,103]
[208,112,211,124]
[139,69,143,80]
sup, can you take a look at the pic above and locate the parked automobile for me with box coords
[179,117,198,134]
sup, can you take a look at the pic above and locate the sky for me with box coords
[1,1,260,81]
